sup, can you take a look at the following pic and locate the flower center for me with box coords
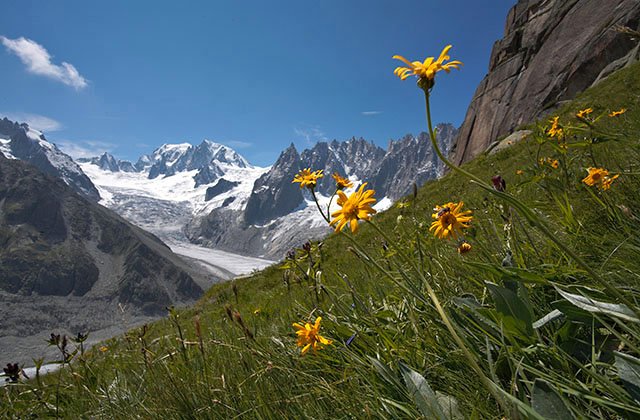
[342,201,358,219]
[441,213,457,227]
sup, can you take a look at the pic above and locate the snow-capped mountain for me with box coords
[78,152,136,172]
[0,117,100,201]
[186,124,458,258]
[81,124,457,260]
[78,140,269,248]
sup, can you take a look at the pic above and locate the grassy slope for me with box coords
[3,62,640,418]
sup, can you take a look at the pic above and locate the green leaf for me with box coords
[554,287,640,323]
[399,362,446,420]
[551,300,596,324]
[614,352,640,402]
[368,356,403,389]
[531,379,575,420]
[485,282,534,340]
[465,262,549,285]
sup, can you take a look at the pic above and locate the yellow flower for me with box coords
[292,316,332,355]
[393,45,462,83]
[516,169,524,175]
[332,172,353,190]
[292,168,323,189]
[99,346,108,352]
[582,167,609,187]
[330,183,377,233]
[549,159,559,169]
[430,202,472,240]
[547,116,563,138]
[609,108,626,117]
[457,241,472,254]
[253,309,261,316]
[576,108,593,119]
[396,201,411,209]
[601,174,619,191]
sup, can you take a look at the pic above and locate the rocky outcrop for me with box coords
[205,179,240,201]
[452,0,640,164]
[243,144,304,226]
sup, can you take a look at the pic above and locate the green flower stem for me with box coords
[364,219,510,414]
[327,189,338,222]
[423,90,640,319]
[310,187,331,225]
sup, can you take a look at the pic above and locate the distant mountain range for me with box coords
[74,124,458,259]
[0,115,458,261]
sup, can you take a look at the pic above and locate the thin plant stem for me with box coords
[310,188,331,224]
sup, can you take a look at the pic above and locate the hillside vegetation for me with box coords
[2,61,640,419]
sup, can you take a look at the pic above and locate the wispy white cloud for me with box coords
[55,139,116,159]
[1,112,63,132]
[0,36,88,90]
[225,140,253,149]
[361,111,383,116]
[294,125,327,145]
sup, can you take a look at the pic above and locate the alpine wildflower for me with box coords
[293,168,323,189]
[430,202,473,240]
[601,174,620,191]
[457,241,472,254]
[609,108,626,117]
[582,167,609,187]
[332,173,353,190]
[547,116,563,138]
[292,316,332,355]
[393,45,462,89]
[582,167,619,190]
[330,183,377,233]
[576,108,593,119]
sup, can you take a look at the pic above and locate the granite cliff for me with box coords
[452,0,640,164]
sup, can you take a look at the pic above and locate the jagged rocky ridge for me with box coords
[452,0,640,164]
[186,124,457,258]
[0,117,100,201]
[0,154,209,362]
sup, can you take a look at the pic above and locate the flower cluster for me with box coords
[539,157,560,169]
[547,116,563,138]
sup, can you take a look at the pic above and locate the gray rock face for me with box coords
[301,138,386,195]
[205,179,240,201]
[452,0,640,165]
[372,124,457,200]
[0,154,208,361]
[243,144,304,226]
[90,152,136,172]
[0,118,101,201]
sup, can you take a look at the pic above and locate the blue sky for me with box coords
[1,1,514,166]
